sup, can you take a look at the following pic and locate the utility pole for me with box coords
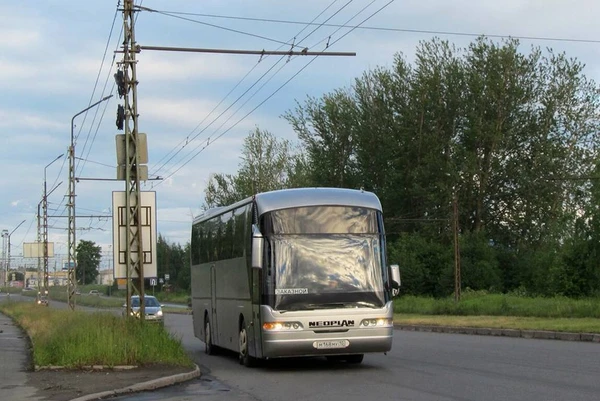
[68,96,113,310]
[120,0,146,319]
[43,154,63,294]
[5,220,25,287]
[453,196,461,302]
[1,230,7,287]
[37,203,42,291]
[113,2,356,319]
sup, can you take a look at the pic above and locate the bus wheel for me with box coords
[205,319,214,355]
[346,354,364,364]
[238,320,255,367]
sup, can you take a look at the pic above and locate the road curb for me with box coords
[395,324,600,343]
[68,363,201,401]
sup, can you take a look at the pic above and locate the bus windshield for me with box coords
[264,206,386,311]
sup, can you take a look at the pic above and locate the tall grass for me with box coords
[0,302,193,368]
[395,292,600,318]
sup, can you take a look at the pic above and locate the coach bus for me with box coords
[190,187,400,366]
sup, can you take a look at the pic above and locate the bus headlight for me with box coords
[360,318,393,327]
[263,321,303,331]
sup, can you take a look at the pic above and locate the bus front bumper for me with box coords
[261,328,393,358]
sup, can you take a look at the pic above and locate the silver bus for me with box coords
[190,187,400,366]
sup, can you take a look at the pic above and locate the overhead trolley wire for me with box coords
[148,0,344,180]
[153,1,376,183]
[148,9,600,45]
[154,0,395,186]
[140,6,300,48]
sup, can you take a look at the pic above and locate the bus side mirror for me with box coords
[390,264,401,296]
[251,225,264,269]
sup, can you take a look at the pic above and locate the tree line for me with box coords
[168,37,600,298]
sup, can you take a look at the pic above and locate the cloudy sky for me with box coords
[1,0,599,266]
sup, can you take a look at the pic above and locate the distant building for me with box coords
[97,269,114,286]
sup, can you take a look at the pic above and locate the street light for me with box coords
[67,94,113,310]
[43,153,64,293]
[3,220,26,287]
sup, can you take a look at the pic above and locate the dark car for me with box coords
[122,295,164,324]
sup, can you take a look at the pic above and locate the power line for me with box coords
[151,0,352,181]
[148,9,600,45]
[76,15,119,175]
[149,0,344,180]
[151,58,286,179]
[74,3,120,150]
[75,156,116,170]
[140,6,299,48]
[77,0,146,176]
[58,2,123,227]
[154,1,378,183]
[155,1,395,185]
[77,0,142,178]
[296,0,353,45]
[308,0,378,50]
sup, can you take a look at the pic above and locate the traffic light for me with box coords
[114,70,126,98]
[116,105,125,130]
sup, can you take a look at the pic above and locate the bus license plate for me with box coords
[313,340,349,349]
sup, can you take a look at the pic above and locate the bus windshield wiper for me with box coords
[279,301,380,312]
[307,302,379,309]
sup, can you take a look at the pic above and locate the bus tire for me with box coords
[205,318,215,355]
[346,354,364,364]
[238,319,255,367]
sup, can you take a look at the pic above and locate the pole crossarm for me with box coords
[76,177,162,182]
[49,215,111,219]
[136,45,356,57]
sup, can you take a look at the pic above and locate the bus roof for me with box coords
[193,187,382,224]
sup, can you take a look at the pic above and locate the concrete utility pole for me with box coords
[68,96,113,310]
[121,0,146,318]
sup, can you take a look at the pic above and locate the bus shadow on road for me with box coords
[206,347,378,372]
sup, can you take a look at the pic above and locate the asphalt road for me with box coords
[110,312,600,401]
[5,293,599,401]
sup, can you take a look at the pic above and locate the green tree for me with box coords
[156,234,189,290]
[76,240,101,285]
[285,36,600,295]
[204,127,305,208]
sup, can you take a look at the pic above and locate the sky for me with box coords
[1,0,599,268]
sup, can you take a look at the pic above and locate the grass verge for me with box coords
[0,301,193,368]
[394,313,600,333]
[394,293,600,318]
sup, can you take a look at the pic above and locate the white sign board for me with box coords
[112,191,157,279]
[23,242,53,258]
